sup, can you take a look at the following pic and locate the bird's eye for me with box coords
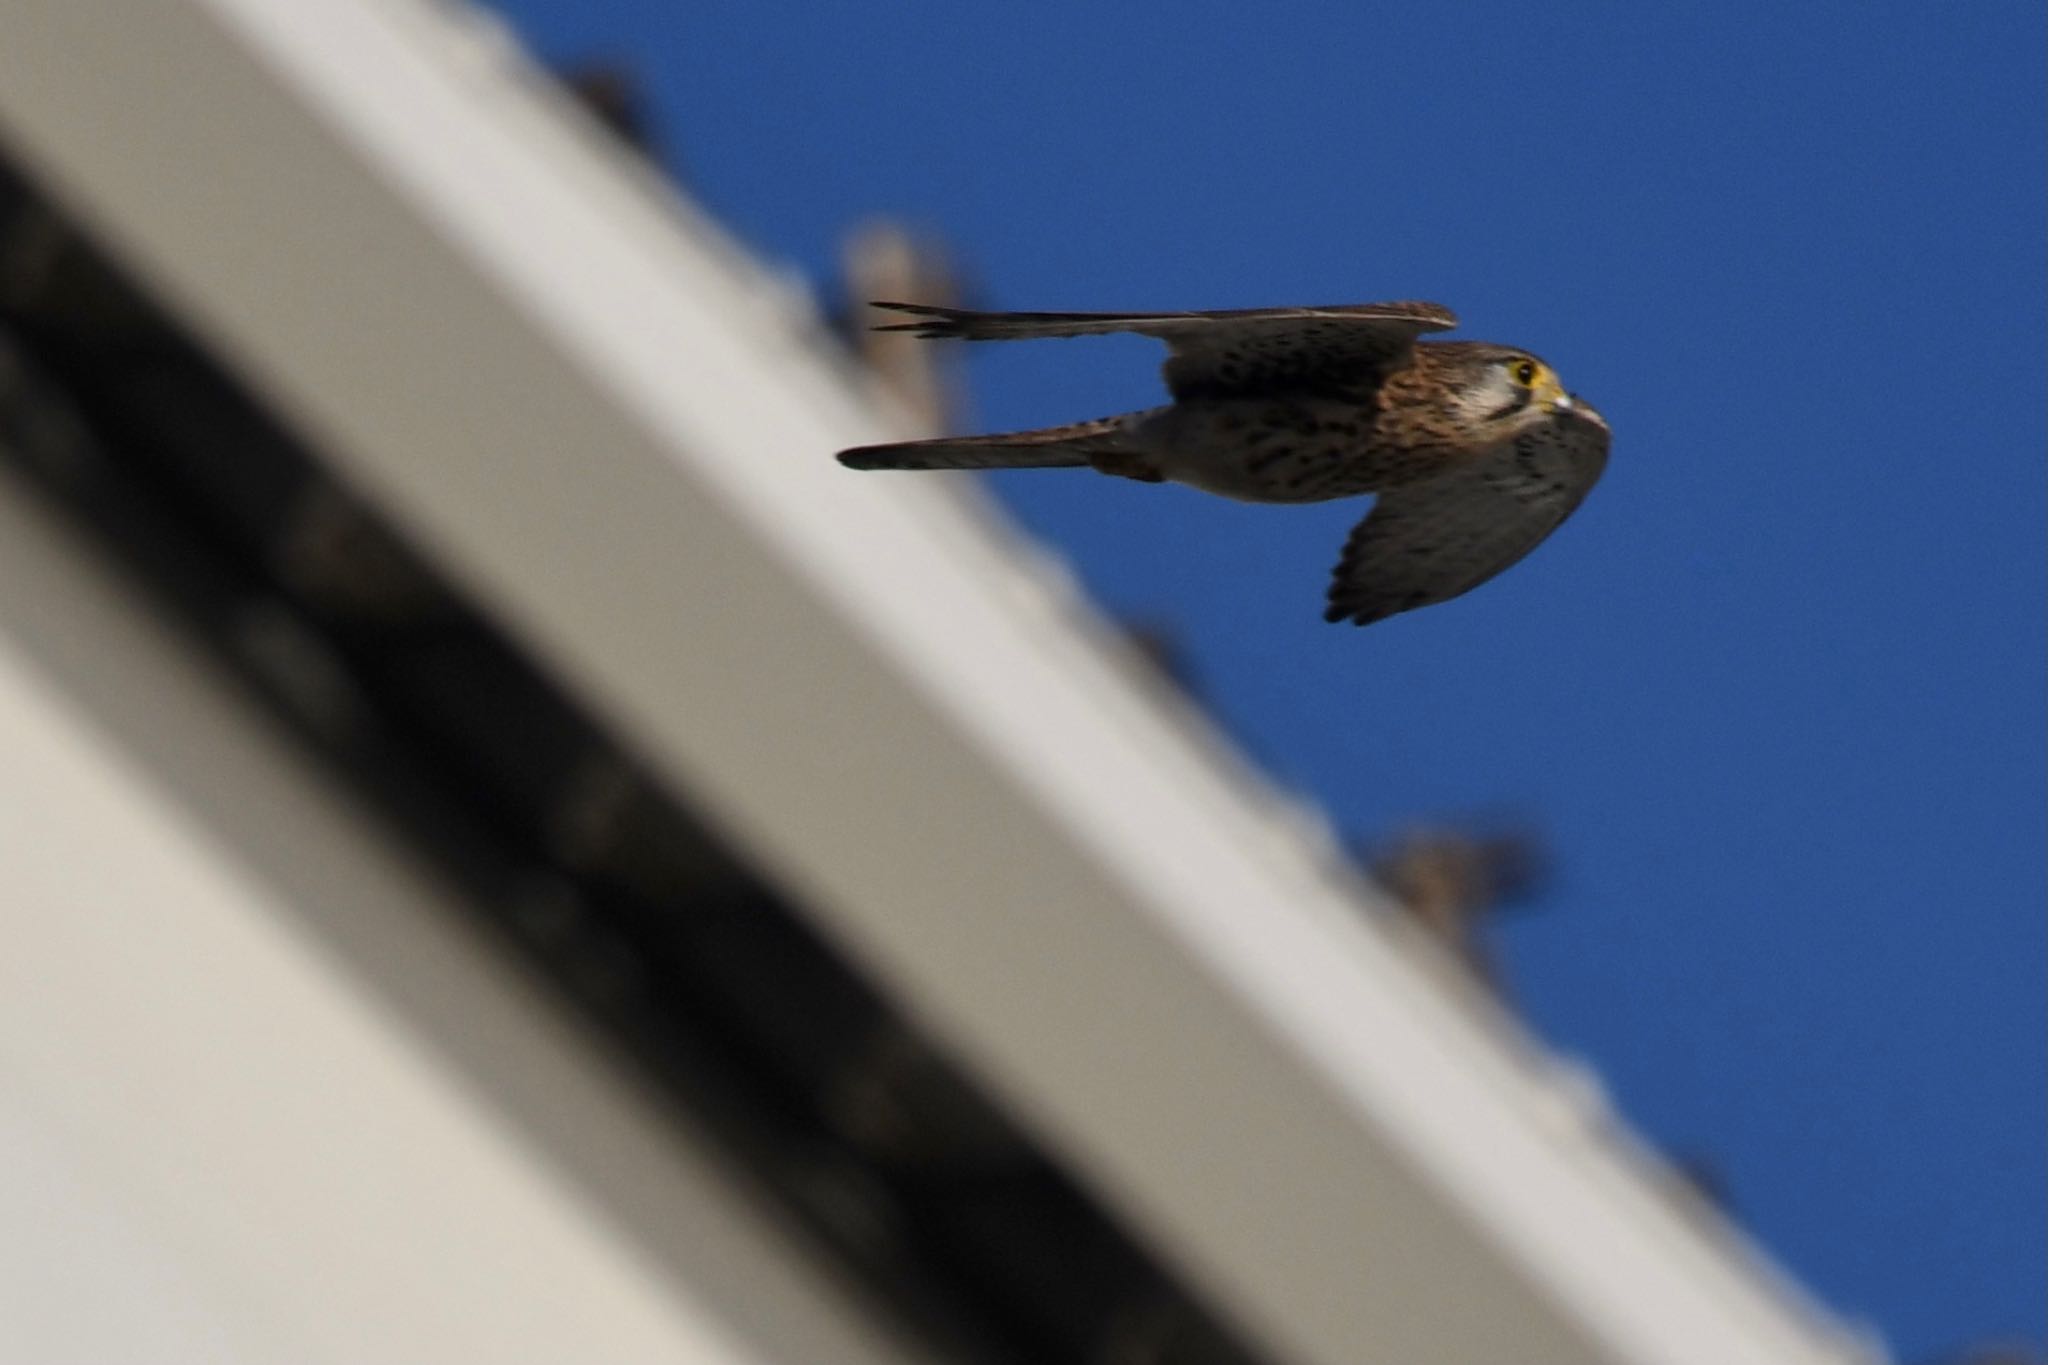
[1512,359,1537,386]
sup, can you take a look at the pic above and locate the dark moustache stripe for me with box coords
[1482,387,1533,423]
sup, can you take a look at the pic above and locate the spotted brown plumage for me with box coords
[837,300,1610,627]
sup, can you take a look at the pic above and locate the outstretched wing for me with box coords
[1324,408,1610,626]
[871,299,1457,400]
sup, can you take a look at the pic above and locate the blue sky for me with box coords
[489,3,2044,1354]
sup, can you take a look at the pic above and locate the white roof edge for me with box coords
[0,2,1888,1362]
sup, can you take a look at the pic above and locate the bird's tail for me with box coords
[838,416,1127,472]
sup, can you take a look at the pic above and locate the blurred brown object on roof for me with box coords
[840,221,966,435]
[1365,824,1547,991]
[1665,1149,1736,1214]
[560,61,661,160]
[1120,617,1203,700]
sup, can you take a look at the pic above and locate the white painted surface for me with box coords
[0,480,928,1365]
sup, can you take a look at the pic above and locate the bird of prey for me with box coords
[837,300,1609,626]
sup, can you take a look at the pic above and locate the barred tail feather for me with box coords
[837,417,1124,472]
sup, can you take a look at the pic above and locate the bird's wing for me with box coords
[1324,409,1610,626]
[870,300,1457,399]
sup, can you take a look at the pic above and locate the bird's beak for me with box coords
[1562,394,1607,429]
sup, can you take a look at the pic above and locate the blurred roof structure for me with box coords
[0,1,1893,1362]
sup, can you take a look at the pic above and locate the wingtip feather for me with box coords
[866,300,969,336]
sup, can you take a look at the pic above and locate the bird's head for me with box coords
[1428,343,1592,435]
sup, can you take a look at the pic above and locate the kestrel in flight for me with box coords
[837,300,1610,626]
